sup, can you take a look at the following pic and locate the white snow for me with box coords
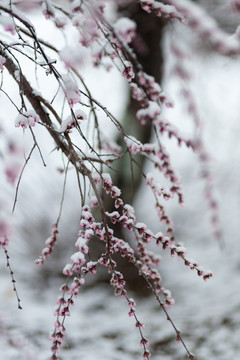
[1,2,240,360]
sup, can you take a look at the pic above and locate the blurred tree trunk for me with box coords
[113,3,166,204]
[94,4,167,295]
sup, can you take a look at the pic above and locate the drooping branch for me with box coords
[0,47,81,169]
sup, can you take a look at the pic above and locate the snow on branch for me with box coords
[165,0,240,55]
[0,0,233,359]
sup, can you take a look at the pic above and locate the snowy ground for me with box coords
[1,8,240,360]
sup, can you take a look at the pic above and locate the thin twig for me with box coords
[12,143,36,213]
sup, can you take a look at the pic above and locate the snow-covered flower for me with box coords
[62,75,81,108]
[60,46,87,70]
[136,101,161,125]
[59,109,87,133]
[122,61,135,82]
[42,0,55,19]
[114,17,136,43]
[70,251,85,267]
[15,110,40,128]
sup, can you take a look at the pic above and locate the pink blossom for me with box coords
[62,75,81,108]
[122,61,135,82]
[140,337,149,347]
[42,0,55,19]
[15,110,40,128]
[136,102,161,125]
[114,18,136,43]
[60,46,87,69]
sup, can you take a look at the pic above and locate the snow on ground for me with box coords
[1,9,240,360]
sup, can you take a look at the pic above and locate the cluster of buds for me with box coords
[73,14,100,47]
[122,61,135,82]
[42,0,55,19]
[110,269,126,296]
[137,240,161,267]
[114,238,136,263]
[59,109,87,133]
[35,224,59,265]
[135,222,213,280]
[146,173,172,200]
[15,110,40,129]
[124,136,158,156]
[158,120,194,149]
[156,203,174,230]
[0,235,9,249]
[138,72,162,102]
[50,274,85,359]
[124,136,184,206]
[136,71,174,107]
[168,0,240,56]
[136,101,161,125]
[140,0,186,23]
[96,173,121,199]
[155,147,184,204]
[114,17,136,44]
[124,136,144,155]
[103,200,176,308]
[62,75,81,109]
[62,205,96,278]
[130,83,146,102]
[50,206,99,359]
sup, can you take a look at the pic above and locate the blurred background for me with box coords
[1,0,240,359]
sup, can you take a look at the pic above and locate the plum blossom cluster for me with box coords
[136,101,161,125]
[59,109,87,133]
[135,222,213,281]
[50,205,154,359]
[140,0,186,23]
[122,60,135,82]
[50,206,96,359]
[62,75,81,109]
[72,11,101,47]
[113,17,136,44]
[0,206,10,250]
[124,136,184,205]
[50,273,85,359]
[60,45,87,69]
[158,119,194,149]
[35,224,59,265]
[146,173,174,201]
[108,266,151,359]
[42,0,55,20]
[93,172,122,200]
[166,0,240,55]
[136,72,171,105]
[15,110,40,128]
[101,182,213,282]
